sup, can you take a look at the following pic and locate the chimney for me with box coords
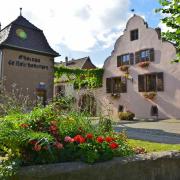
[155,27,161,39]
[65,56,68,66]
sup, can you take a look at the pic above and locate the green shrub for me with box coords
[119,111,135,120]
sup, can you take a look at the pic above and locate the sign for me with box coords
[8,55,49,70]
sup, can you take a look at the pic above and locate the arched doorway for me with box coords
[79,94,96,116]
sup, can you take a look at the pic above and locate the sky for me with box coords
[0,0,165,67]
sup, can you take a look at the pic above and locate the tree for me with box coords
[156,0,180,62]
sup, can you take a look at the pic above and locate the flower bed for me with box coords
[0,103,134,178]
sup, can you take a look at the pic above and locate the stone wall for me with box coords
[13,151,180,180]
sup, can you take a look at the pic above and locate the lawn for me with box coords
[128,139,180,152]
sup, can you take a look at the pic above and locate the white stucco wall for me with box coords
[94,15,180,120]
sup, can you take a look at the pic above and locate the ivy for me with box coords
[54,66,104,89]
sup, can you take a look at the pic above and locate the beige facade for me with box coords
[1,48,54,100]
[75,15,180,120]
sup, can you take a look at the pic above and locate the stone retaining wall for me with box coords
[13,151,180,180]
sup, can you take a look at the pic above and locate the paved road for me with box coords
[114,119,180,144]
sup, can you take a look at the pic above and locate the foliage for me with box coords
[119,111,135,120]
[0,81,35,116]
[143,92,157,100]
[156,0,180,62]
[54,66,104,89]
[0,103,134,178]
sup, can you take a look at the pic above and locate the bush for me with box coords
[0,103,135,178]
[119,111,135,120]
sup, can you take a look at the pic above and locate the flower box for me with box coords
[138,61,150,68]
[143,92,157,100]
[120,65,129,72]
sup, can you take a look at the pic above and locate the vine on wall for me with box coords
[54,66,104,89]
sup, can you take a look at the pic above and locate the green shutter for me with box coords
[157,72,164,91]
[149,48,155,62]
[138,75,145,92]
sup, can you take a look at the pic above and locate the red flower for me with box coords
[49,125,57,131]
[109,142,119,149]
[29,140,37,145]
[105,136,113,143]
[33,144,41,151]
[86,133,93,139]
[74,135,85,143]
[96,136,104,143]
[54,142,64,149]
[20,123,29,128]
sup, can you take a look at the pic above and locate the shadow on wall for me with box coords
[129,63,180,119]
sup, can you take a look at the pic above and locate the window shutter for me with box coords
[130,53,134,65]
[121,76,127,93]
[135,51,140,64]
[117,56,122,67]
[157,72,164,91]
[106,78,112,93]
[149,48,155,62]
[138,75,145,92]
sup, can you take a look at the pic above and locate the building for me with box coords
[0,13,59,101]
[95,14,180,120]
[71,14,179,120]
[54,56,96,97]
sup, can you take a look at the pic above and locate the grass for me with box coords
[128,139,180,152]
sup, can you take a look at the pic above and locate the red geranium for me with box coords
[74,135,85,143]
[109,142,119,149]
[29,140,37,145]
[33,144,41,152]
[86,133,93,139]
[49,125,57,131]
[96,136,104,143]
[105,136,113,143]
[54,142,64,149]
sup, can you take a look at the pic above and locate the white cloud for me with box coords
[0,0,130,52]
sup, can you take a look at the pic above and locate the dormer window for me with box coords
[130,29,138,41]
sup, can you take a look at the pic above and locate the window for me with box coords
[138,72,164,92]
[130,29,138,41]
[135,48,154,63]
[117,53,134,66]
[106,77,127,93]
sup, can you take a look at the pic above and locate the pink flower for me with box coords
[54,142,64,149]
[64,136,73,143]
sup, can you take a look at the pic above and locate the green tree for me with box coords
[156,0,180,62]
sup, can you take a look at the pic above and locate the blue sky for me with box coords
[0,0,164,67]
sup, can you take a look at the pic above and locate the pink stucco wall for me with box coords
[93,15,180,120]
